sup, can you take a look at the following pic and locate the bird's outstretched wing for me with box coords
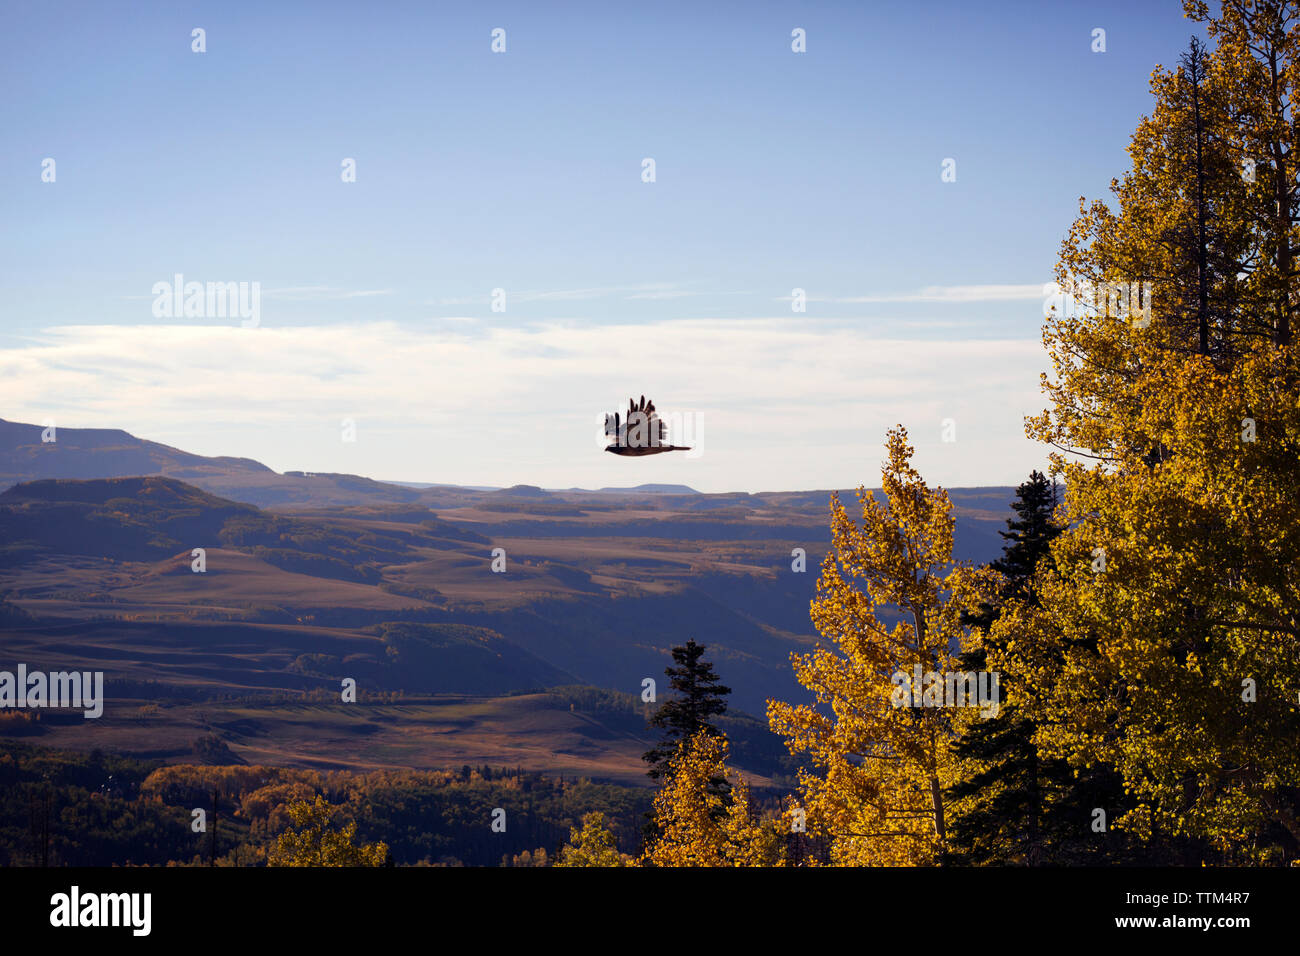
[625,395,666,448]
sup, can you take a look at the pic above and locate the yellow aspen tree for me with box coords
[768,427,994,865]
[268,795,388,867]
[555,812,627,867]
[642,731,780,867]
[1015,1,1300,858]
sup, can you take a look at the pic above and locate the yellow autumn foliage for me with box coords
[768,427,996,865]
[1007,0,1300,855]
[642,731,781,867]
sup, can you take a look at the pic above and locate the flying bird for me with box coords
[604,395,691,456]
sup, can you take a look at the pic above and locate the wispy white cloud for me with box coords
[429,283,693,306]
[0,319,1051,491]
[776,284,1047,304]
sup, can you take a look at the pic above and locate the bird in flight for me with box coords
[604,395,691,456]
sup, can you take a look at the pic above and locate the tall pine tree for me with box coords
[947,472,1061,864]
[642,640,732,848]
[643,639,731,782]
[948,472,1159,865]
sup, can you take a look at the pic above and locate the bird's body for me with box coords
[604,395,691,456]
[606,444,690,457]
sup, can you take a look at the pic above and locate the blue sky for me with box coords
[0,0,1207,492]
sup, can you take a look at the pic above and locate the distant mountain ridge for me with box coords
[1,419,710,505]
[592,483,698,494]
[0,418,422,509]
[0,418,1021,568]
[388,482,701,494]
[0,418,271,479]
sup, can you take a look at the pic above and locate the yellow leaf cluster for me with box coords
[643,731,782,867]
